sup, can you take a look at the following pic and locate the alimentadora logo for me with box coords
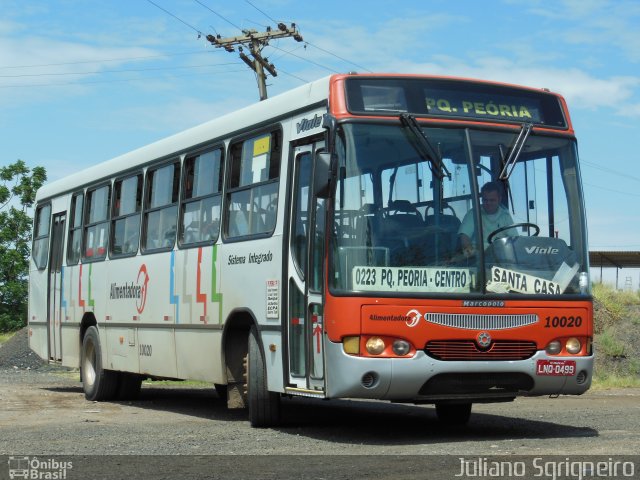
[109,264,149,314]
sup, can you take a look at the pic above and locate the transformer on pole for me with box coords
[206,23,303,101]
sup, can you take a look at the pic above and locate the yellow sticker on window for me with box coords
[253,135,270,156]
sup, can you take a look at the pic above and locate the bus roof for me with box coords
[36,73,572,202]
[36,75,332,202]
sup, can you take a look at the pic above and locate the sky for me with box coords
[2,0,639,286]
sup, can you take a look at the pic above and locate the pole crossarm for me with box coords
[205,24,303,101]
[206,26,302,49]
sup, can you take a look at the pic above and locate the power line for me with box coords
[276,67,309,84]
[243,18,270,30]
[304,40,372,73]
[0,50,218,70]
[146,0,204,36]
[245,0,279,24]
[193,0,243,32]
[0,62,240,79]
[583,181,640,198]
[267,43,338,73]
[0,67,248,89]
[582,159,640,184]
[270,43,306,63]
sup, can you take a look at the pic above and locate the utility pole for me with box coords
[207,23,303,101]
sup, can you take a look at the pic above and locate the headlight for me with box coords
[546,340,562,355]
[365,337,385,355]
[566,337,582,355]
[392,339,411,356]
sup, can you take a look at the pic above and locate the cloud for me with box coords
[371,54,640,114]
[294,8,640,118]
[516,0,640,62]
[0,35,163,109]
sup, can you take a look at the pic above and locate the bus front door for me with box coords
[287,143,326,394]
[47,212,66,362]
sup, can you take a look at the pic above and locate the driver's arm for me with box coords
[459,233,475,256]
[457,211,475,256]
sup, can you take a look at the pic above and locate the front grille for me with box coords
[425,340,538,361]
[424,313,538,330]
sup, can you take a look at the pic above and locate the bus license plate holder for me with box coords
[536,359,576,376]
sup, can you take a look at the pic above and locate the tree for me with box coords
[0,160,47,332]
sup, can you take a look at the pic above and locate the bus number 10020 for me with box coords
[544,316,582,328]
[139,344,153,356]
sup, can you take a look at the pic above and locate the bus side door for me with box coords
[47,212,66,362]
[287,142,326,392]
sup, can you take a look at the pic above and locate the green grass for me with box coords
[593,282,640,333]
[591,373,640,389]
[597,329,626,357]
[592,281,640,304]
[0,331,16,346]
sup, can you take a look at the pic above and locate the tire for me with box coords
[214,383,228,400]
[246,326,280,427]
[435,402,472,425]
[81,326,118,401]
[116,373,143,400]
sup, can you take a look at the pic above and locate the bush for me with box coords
[592,283,639,333]
[597,329,625,358]
[0,312,26,333]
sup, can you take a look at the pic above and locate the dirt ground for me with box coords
[1,365,639,456]
[1,327,639,479]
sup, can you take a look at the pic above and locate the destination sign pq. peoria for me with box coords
[352,266,472,293]
[424,88,543,123]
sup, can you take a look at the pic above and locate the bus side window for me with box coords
[180,148,223,246]
[32,203,52,269]
[67,192,83,265]
[83,185,110,262]
[291,152,312,273]
[111,173,142,256]
[143,161,180,252]
[226,130,281,240]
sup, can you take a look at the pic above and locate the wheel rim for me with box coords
[243,353,249,401]
[83,339,97,388]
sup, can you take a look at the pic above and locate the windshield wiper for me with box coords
[499,122,532,180]
[400,113,450,180]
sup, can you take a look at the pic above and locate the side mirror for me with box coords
[313,151,333,199]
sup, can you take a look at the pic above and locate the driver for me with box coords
[458,181,515,256]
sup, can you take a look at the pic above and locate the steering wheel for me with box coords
[487,222,540,244]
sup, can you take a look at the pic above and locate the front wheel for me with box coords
[435,402,472,425]
[81,326,118,401]
[245,326,280,427]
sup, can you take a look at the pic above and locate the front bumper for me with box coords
[324,338,593,402]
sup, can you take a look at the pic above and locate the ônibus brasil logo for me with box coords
[109,264,150,314]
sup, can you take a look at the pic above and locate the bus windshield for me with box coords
[330,122,589,296]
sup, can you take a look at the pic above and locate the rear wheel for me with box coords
[245,326,280,427]
[81,326,118,401]
[116,373,143,400]
[435,402,472,425]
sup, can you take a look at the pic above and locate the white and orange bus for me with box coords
[29,74,592,427]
